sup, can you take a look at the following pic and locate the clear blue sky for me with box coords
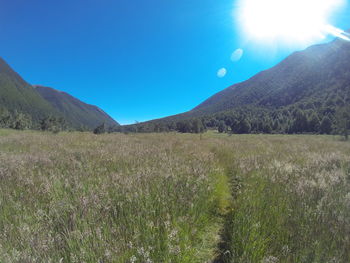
[1,0,349,124]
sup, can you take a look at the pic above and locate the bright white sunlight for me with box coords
[236,0,346,44]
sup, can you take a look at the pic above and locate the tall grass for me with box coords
[0,131,225,262]
[211,135,350,263]
[0,131,349,262]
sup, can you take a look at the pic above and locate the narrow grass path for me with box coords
[1,131,350,262]
[208,134,350,263]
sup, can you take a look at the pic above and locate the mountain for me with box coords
[0,56,118,130]
[167,37,350,120]
[189,37,350,116]
[125,37,350,134]
[0,57,59,121]
[34,85,119,129]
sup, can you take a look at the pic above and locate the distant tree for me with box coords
[335,106,350,140]
[218,121,227,133]
[124,125,137,133]
[0,108,12,128]
[40,116,56,131]
[262,120,272,134]
[93,123,106,134]
[54,117,67,133]
[287,119,295,134]
[320,116,332,134]
[192,119,205,133]
[11,112,31,130]
[77,125,90,132]
[40,117,49,131]
[176,120,192,133]
[168,122,177,131]
[176,121,185,133]
[154,123,168,133]
[256,120,265,133]
[237,119,251,134]
[40,116,66,133]
[272,120,278,131]
[308,113,320,133]
[207,118,218,128]
[225,116,235,128]
[229,119,239,133]
[291,110,308,133]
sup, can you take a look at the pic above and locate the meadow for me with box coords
[0,130,349,263]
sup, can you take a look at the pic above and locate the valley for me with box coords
[1,1,350,262]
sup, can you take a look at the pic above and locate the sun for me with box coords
[236,0,346,45]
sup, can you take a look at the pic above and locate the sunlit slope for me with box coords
[35,86,119,129]
[151,38,350,123]
[0,57,59,120]
[191,39,349,114]
[193,38,350,115]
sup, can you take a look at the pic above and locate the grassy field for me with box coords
[0,130,349,262]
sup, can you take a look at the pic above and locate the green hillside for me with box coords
[191,38,350,115]
[0,57,118,130]
[0,57,59,122]
[124,38,350,134]
[35,86,119,129]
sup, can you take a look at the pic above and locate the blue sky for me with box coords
[1,0,349,124]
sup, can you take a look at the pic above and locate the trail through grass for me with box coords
[0,131,349,262]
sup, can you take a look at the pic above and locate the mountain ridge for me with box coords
[123,37,350,134]
[0,57,119,130]
[190,38,349,115]
[0,57,60,121]
[35,85,119,129]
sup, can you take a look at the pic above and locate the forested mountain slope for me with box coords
[0,57,59,121]
[191,38,350,116]
[123,37,350,134]
[35,86,119,129]
[0,57,118,130]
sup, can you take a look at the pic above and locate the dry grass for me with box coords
[0,130,349,262]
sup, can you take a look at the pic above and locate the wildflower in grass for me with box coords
[169,229,178,241]
[169,245,181,255]
[262,255,279,263]
[164,220,171,229]
[130,255,137,263]
[104,249,111,259]
[345,192,350,208]
[282,245,291,256]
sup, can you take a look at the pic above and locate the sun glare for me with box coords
[236,0,346,45]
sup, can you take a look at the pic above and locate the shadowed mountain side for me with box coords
[34,85,119,129]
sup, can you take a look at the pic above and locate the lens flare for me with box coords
[236,0,346,45]
[217,68,227,78]
[325,25,350,41]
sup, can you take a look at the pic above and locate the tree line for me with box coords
[116,104,350,139]
[1,103,349,139]
[0,108,67,132]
